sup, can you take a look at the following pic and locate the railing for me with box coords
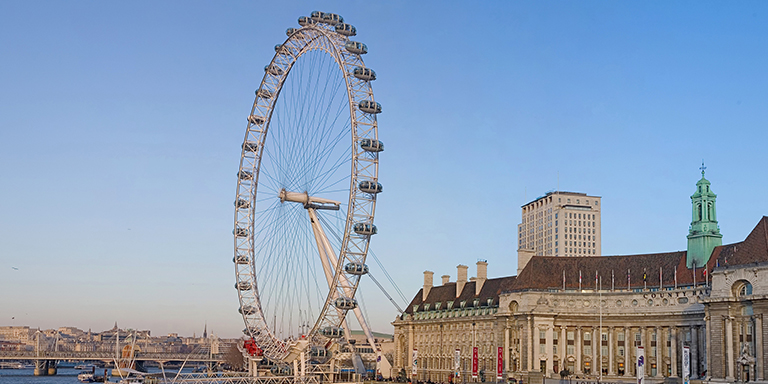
[0,350,224,362]
[154,374,321,384]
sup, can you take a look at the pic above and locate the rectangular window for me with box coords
[567,345,575,355]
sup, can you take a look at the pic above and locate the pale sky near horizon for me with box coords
[1,1,768,338]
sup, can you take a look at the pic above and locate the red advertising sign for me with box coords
[472,347,478,378]
[497,346,503,379]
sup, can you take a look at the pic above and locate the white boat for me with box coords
[78,371,96,383]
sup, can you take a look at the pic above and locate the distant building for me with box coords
[394,171,768,384]
[517,191,602,274]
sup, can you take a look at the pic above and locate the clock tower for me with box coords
[686,164,722,268]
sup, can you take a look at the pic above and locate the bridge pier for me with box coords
[33,360,47,376]
[47,360,58,376]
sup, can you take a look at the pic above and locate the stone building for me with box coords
[393,171,768,384]
[518,191,602,268]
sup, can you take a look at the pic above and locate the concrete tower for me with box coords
[686,164,722,268]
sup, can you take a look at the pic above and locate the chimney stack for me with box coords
[423,271,434,301]
[456,265,468,298]
[441,275,450,285]
[476,260,488,295]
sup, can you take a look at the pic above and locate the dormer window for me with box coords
[487,298,494,306]
[460,300,467,308]
[473,299,480,307]
[435,302,442,310]
[412,305,419,313]
[424,303,430,311]
[447,301,454,310]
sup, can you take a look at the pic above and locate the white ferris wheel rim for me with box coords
[232,14,381,363]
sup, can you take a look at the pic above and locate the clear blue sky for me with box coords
[1,1,767,338]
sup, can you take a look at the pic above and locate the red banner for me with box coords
[497,346,503,379]
[472,347,478,378]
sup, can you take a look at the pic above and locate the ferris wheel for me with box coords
[233,11,384,366]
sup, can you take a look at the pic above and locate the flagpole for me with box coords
[599,275,603,383]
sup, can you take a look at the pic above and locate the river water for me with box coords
[0,367,197,384]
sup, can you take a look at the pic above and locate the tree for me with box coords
[223,343,245,371]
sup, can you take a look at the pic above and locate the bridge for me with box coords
[0,350,225,362]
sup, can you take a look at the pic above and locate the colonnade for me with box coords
[506,320,709,380]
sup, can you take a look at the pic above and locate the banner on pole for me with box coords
[636,346,645,384]
[497,346,503,379]
[412,349,418,377]
[454,349,461,372]
[472,347,478,378]
[682,346,690,384]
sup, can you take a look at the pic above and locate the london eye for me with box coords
[232,11,383,370]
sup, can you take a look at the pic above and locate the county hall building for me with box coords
[392,171,768,384]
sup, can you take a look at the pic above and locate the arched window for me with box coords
[697,204,702,221]
[733,280,753,298]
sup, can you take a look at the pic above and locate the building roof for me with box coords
[404,276,517,314]
[509,216,768,292]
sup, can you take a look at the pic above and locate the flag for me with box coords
[611,269,615,291]
[628,269,631,290]
[595,270,598,290]
[579,270,582,291]
[674,268,678,289]
[563,270,566,290]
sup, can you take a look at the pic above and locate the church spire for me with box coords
[203,322,208,339]
[686,163,722,268]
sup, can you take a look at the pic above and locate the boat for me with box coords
[77,371,96,383]
[76,364,96,370]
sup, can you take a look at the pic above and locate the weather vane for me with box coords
[700,161,706,176]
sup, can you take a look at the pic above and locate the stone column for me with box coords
[640,327,651,377]
[576,327,583,374]
[624,328,631,377]
[608,327,615,376]
[546,324,554,375]
[655,326,662,377]
[691,325,699,378]
[593,326,598,375]
[671,326,678,377]
[529,317,535,372]
[505,325,511,374]
[561,326,567,366]
[705,314,712,380]
[726,316,735,380]
[756,315,763,381]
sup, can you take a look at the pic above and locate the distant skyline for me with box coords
[2,1,768,338]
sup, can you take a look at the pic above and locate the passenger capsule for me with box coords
[320,326,344,339]
[353,223,377,236]
[233,227,249,237]
[345,41,368,55]
[359,138,384,152]
[236,281,252,291]
[242,327,260,336]
[334,297,358,310]
[344,262,369,275]
[322,13,343,24]
[248,115,264,125]
[242,141,259,153]
[310,346,331,362]
[233,255,250,264]
[358,180,383,194]
[264,65,284,76]
[352,67,376,81]
[286,28,297,36]
[235,199,250,209]
[239,305,257,315]
[298,16,313,26]
[358,100,382,114]
[238,170,253,180]
[274,44,284,52]
[310,11,325,23]
[335,23,356,36]
[270,366,292,376]
[256,89,273,99]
